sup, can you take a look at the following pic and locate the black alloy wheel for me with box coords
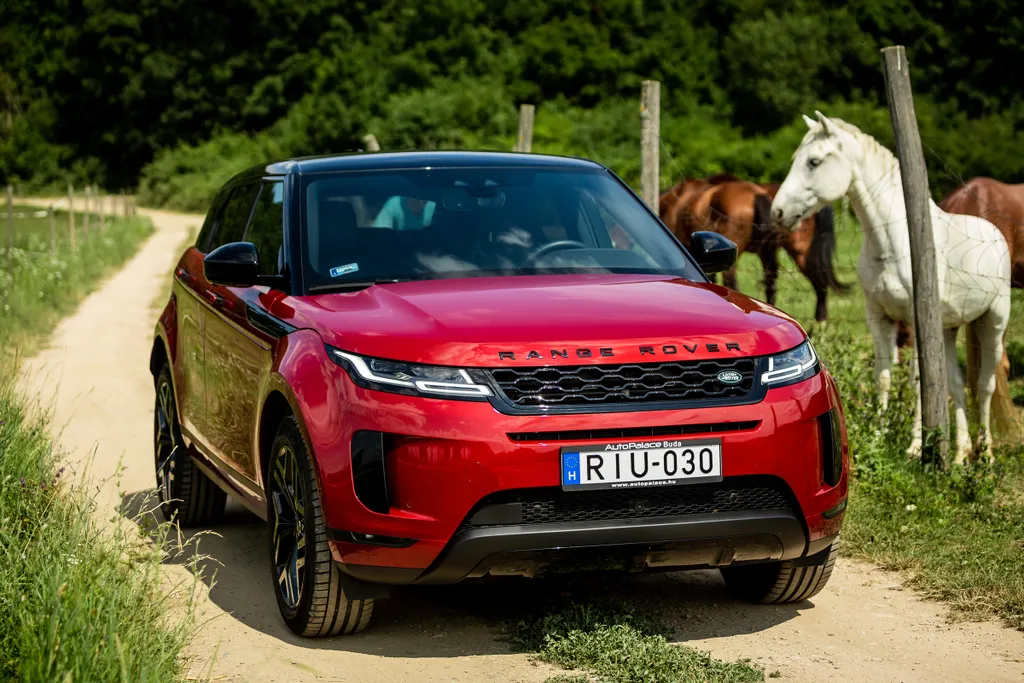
[152,363,226,525]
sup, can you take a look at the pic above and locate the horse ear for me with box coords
[815,110,835,135]
[802,114,817,129]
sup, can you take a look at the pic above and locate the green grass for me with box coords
[810,327,1024,630]
[0,205,152,354]
[509,600,765,683]
[0,373,201,681]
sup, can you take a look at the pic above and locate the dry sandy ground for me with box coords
[15,202,1024,682]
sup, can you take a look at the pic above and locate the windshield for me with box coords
[300,166,703,290]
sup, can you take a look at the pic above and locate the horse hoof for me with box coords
[905,440,922,459]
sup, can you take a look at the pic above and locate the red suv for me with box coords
[151,152,848,637]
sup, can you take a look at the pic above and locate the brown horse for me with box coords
[659,175,844,321]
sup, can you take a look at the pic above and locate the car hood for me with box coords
[278,274,806,367]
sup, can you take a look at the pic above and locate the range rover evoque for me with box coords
[151,151,848,637]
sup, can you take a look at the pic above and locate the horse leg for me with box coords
[906,344,924,458]
[973,310,1009,462]
[759,248,779,306]
[944,327,972,464]
[813,284,828,323]
[865,299,896,411]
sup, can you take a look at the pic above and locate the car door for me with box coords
[202,179,286,488]
[174,190,229,441]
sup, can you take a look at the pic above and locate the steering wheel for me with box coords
[523,240,589,267]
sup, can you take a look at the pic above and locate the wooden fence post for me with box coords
[121,189,128,218]
[67,184,76,253]
[515,104,535,153]
[640,80,660,209]
[881,45,949,466]
[83,185,91,240]
[362,134,380,152]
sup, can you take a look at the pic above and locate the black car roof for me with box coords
[232,151,607,180]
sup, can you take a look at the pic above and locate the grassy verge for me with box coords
[1,205,153,354]
[0,376,200,680]
[509,600,767,683]
[812,328,1024,630]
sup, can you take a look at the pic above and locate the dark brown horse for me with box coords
[659,176,844,321]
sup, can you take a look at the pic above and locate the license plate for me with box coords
[560,439,722,490]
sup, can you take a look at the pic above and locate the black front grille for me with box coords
[461,477,794,530]
[486,357,757,408]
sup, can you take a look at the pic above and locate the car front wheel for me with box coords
[267,415,374,636]
[720,535,840,604]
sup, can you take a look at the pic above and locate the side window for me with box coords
[210,184,261,250]
[195,190,230,253]
[245,180,285,276]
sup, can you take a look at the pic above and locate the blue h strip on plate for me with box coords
[562,452,581,486]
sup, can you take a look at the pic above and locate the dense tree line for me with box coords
[2,0,1024,207]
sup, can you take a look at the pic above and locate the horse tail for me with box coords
[752,192,773,233]
[806,206,848,292]
[967,327,1022,442]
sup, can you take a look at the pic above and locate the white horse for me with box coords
[770,112,1011,464]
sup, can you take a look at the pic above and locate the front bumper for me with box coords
[302,364,848,584]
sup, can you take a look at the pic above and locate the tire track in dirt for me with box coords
[15,203,1024,682]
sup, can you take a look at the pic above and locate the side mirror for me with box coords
[204,242,260,287]
[690,231,737,275]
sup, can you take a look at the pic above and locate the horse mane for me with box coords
[797,117,900,181]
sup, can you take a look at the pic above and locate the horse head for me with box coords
[771,111,858,230]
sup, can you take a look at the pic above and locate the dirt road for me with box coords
[16,205,1024,682]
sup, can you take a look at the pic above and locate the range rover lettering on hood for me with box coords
[497,342,742,361]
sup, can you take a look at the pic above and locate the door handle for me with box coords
[204,290,225,307]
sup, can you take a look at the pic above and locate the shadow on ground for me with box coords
[120,488,807,657]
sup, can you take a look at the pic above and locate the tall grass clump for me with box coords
[0,374,201,680]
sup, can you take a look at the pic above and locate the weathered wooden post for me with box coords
[640,80,660,209]
[362,134,381,152]
[515,104,535,153]
[881,45,949,466]
[67,184,76,253]
[121,189,128,218]
[83,185,91,240]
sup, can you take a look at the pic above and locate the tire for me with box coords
[154,363,227,526]
[720,536,840,604]
[267,416,374,637]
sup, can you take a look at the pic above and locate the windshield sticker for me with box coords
[329,263,359,278]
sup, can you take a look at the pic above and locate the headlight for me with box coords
[761,340,819,388]
[328,347,492,399]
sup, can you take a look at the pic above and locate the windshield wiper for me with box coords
[307,279,406,293]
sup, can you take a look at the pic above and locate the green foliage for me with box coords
[6,0,1024,198]
[509,600,764,683]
